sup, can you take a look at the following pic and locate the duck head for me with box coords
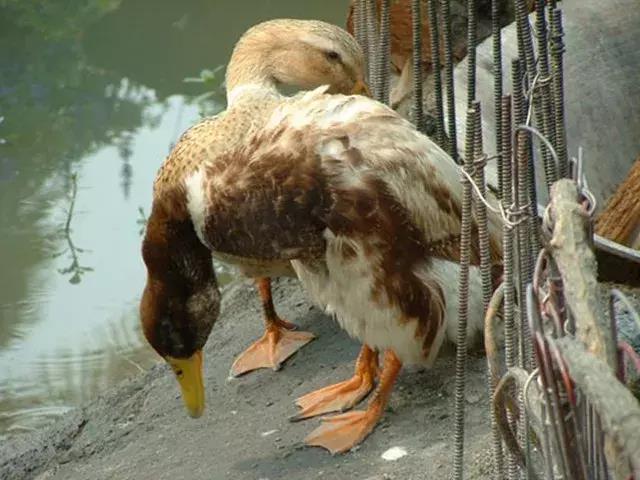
[226,19,370,103]
[140,195,219,418]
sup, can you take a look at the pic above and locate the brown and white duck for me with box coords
[139,18,501,453]
[142,19,370,388]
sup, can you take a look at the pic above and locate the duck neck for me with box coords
[143,194,217,295]
[225,37,281,106]
[140,194,220,356]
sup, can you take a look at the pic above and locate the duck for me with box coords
[139,18,502,453]
[140,19,369,416]
[144,19,371,387]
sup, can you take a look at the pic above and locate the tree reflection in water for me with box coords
[51,173,93,284]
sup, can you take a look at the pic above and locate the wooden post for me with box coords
[548,179,617,369]
[555,337,640,477]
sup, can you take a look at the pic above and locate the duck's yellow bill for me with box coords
[166,350,205,418]
[352,79,371,97]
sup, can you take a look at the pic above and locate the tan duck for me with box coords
[140,18,501,453]
[144,19,370,386]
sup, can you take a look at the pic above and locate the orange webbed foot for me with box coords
[291,345,377,420]
[230,323,314,377]
[230,277,315,377]
[303,349,402,455]
[304,410,380,454]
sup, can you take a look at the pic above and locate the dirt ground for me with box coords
[0,277,501,480]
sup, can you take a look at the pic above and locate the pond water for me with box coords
[0,0,349,440]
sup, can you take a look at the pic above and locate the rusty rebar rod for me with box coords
[512,59,533,370]
[472,105,492,312]
[353,0,369,80]
[501,95,519,479]
[365,0,379,83]
[466,0,477,108]
[411,0,425,132]
[374,0,391,105]
[491,0,503,198]
[484,284,506,480]
[534,0,556,157]
[514,0,557,190]
[427,0,445,146]
[550,8,569,178]
[451,103,477,480]
[440,0,458,162]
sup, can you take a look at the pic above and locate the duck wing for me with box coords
[195,87,501,266]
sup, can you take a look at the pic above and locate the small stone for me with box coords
[381,446,408,461]
[466,392,482,404]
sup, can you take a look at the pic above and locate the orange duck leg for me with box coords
[230,277,315,377]
[304,349,402,455]
[292,344,378,421]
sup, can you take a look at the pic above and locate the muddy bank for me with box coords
[1,278,499,480]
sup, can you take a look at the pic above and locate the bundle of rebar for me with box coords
[351,1,640,478]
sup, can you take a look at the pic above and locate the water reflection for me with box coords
[0,0,350,440]
[53,173,94,284]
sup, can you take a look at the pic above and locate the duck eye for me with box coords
[325,50,341,62]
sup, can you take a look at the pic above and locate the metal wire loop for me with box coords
[523,368,541,415]
[458,166,529,229]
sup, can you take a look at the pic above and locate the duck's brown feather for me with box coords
[188,90,502,353]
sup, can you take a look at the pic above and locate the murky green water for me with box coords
[0,0,349,440]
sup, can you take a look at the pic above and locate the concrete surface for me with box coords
[0,278,498,480]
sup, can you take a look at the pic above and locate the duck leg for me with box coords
[304,349,402,454]
[291,344,378,421]
[230,277,315,377]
